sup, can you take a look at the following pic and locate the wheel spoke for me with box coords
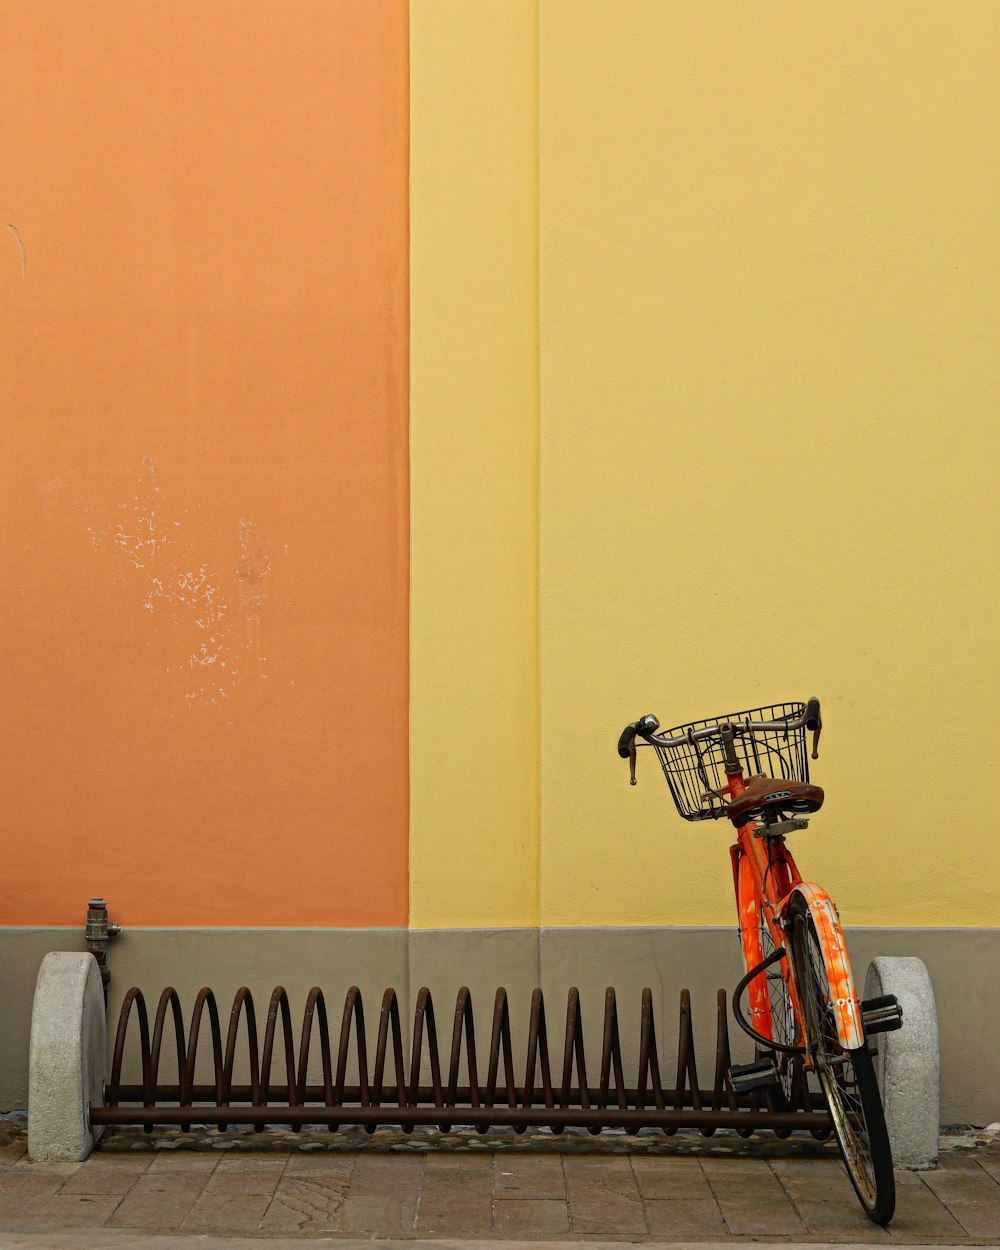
[759,915,796,1101]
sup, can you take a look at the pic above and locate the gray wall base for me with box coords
[2,926,996,1126]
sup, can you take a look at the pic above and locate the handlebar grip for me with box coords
[617,722,641,758]
[617,715,659,758]
[805,697,822,731]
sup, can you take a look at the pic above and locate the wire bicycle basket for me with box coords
[647,702,810,822]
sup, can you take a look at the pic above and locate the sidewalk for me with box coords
[0,1124,997,1245]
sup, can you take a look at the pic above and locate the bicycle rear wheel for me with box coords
[788,895,895,1225]
[737,852,799,1100]
[756,914,798,1103]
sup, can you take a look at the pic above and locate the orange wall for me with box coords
[0,1,410,926]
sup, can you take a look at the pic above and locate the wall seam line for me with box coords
[534,0,543,987]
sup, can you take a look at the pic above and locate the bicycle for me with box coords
[618,699,902,1225]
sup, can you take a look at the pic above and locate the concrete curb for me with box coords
[27,952,106,1162]
[864,955,939,1170]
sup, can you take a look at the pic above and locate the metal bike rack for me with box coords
[90,983,834,1137]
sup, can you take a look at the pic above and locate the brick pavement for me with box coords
[0,1130,998,1243]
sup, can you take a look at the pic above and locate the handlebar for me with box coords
[617,715,661,758]
[617,699,822,756]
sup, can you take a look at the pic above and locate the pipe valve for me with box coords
[85,897,122,1001]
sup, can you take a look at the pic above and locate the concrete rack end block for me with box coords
[864,955,940,1170]
[28,952,107,1162]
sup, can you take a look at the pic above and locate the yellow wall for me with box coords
[409,1,540,927]
[412,1,998,929]
[538,0,1000,927]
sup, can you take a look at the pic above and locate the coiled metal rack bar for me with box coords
[90,985,833,1136]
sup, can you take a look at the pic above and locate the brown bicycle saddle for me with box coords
[727,775,825,828]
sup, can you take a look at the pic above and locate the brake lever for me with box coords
[629,744,637,785]
[811,723,822,760]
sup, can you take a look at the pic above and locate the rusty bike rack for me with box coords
[90,983,834,1137]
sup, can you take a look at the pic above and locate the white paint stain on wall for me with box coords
[45,460,275,709]
[235,518,272,680]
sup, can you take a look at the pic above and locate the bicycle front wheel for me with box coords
[788,894,895,1225]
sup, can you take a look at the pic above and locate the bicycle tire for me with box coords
[787,894,895,1225]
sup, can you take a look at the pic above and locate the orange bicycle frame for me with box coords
[726,770,863,1052]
